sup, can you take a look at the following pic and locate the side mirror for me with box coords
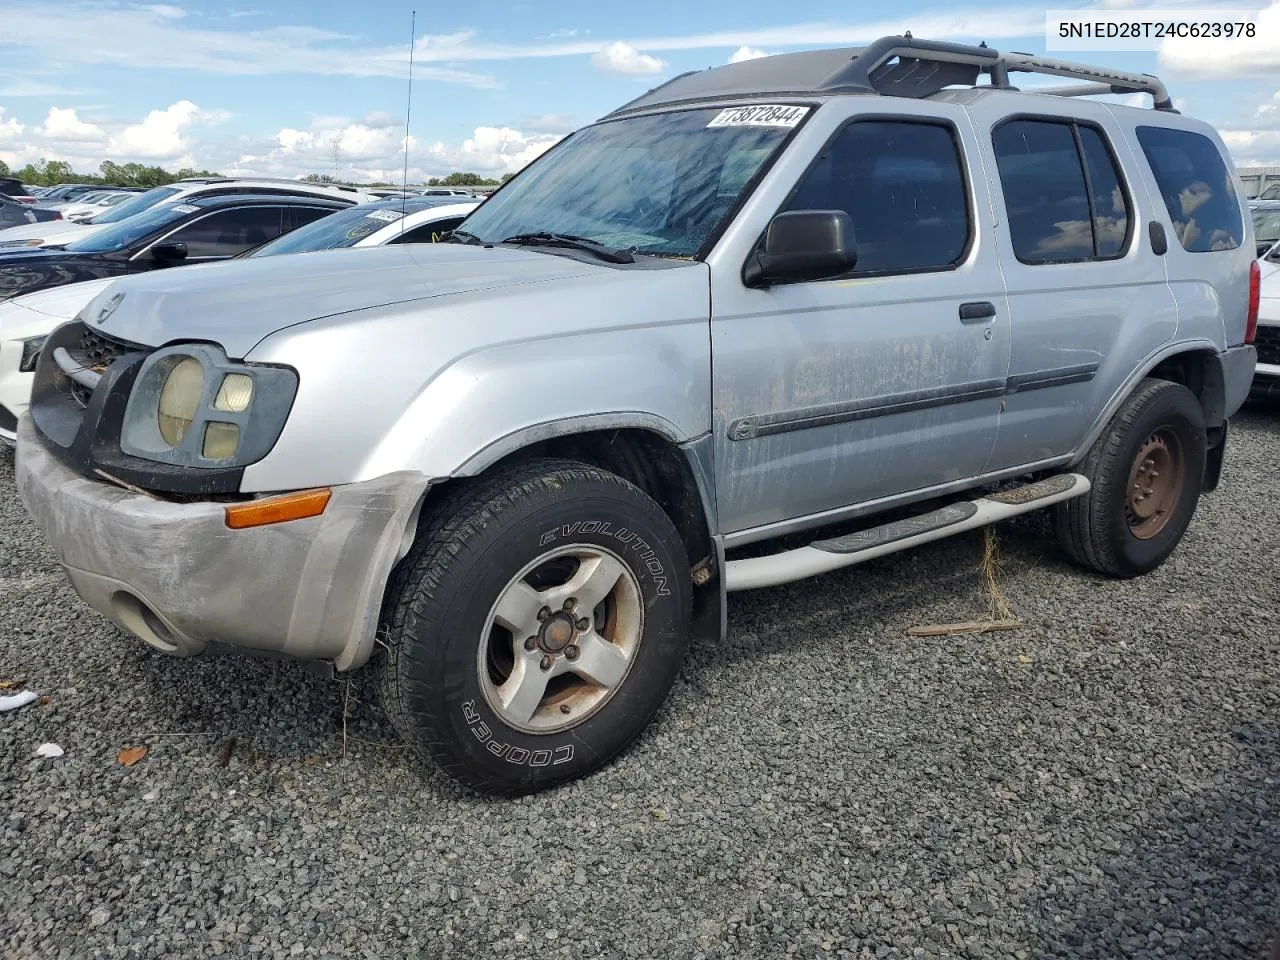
[743,210,857,287]
[150,240,188,263]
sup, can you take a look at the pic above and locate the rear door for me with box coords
[965,97,1178,471]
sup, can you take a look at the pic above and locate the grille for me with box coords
[1256,325,1280,367]
[58,323,149,408]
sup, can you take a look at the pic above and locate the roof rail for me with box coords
[820,34,1175,111]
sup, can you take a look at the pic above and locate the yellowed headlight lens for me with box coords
[202,422,240,460]
[157,358,203,446]
[213,373,253,413]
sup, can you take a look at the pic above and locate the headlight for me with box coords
[120,344,298,469]
[157,357,203,445]
[19,335,48,373]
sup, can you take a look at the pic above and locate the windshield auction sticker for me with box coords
[364,209,404,223]
[707,105,810,128]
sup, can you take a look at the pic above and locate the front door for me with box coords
[709,104,1011,537]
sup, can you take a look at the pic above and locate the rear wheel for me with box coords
[1055,378,1206,578]
[378,458,691,794]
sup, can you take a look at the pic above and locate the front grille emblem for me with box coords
[95,292,124,326]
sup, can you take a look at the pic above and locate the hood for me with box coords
[0,219,101,247]
[88,243,610,357]
[0,276,118,342]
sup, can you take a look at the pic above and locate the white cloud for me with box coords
[591,41,665,75]
[106,100,225,159]
[4,5,500,88]
[1220,129,1280,165]
[0,108,24,145]
[37,107,104,142]
[728,46,771,64]
[217,115,561,183]
[1158,1,1280,76]
[426,126,562,176]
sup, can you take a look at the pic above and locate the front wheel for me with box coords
[1055,378,1207,578]
[378,458,691,794]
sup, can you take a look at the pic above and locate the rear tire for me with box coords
[1054,378,1206,578]
[378,458,691,795]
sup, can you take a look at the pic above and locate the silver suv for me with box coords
[15,37,1259,794]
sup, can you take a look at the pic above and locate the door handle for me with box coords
[959,301,996,323]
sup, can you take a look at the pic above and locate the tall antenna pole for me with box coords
[401,9,416,227]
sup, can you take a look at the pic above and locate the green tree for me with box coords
[0,159,10,178]
[500,172,514,183]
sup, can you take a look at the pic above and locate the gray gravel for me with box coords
[1,409,1278,960]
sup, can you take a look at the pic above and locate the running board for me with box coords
[724,473,1090,592]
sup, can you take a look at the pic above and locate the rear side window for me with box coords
[782,119,970,274]
[992,119,1132,264]
[1136,126,1242,253]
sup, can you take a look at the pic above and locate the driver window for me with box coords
[781,120,971,274]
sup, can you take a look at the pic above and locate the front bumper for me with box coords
[16,416,430,671]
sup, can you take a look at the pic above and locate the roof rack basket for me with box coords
[820,34,1175,111]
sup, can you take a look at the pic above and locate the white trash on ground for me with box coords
[0,690,38,712]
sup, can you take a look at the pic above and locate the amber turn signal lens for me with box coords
[224,488,332,530]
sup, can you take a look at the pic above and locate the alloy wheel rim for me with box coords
[477,544,644,734]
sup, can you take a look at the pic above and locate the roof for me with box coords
[605,35,1174,118]
[185,192,350,210]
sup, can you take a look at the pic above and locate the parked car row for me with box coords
[0,194,477,441]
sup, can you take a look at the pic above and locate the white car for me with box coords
[0,177,376,249]
[0,198,477,443]
[59,192,136,222]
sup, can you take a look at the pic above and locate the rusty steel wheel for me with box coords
[1124,428,1186,540]
[1054,378,1206,579]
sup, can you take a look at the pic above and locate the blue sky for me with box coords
[2,0,1280,182]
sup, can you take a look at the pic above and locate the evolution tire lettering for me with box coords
[536,521,671,596]
[462,700,573,766]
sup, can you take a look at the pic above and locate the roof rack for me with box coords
[605,35,1176,119]
[820,34,1175,111]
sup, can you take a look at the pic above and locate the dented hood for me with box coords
[86,244,603,357]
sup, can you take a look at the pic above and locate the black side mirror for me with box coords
[743,210,858,287]
[150,240,188,263]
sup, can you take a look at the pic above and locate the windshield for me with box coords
[249,202,421,256]
[458,105,809,258]
[64,200,194,253]
[1260,185,1280,201]
[89,185,182,225]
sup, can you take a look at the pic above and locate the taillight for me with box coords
[1246,259,1260,345]
[54,211,62,220]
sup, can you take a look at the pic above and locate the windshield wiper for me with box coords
[501,232,634,264]
[445,229,485,246]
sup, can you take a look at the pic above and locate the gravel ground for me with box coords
[1,409,1277,960]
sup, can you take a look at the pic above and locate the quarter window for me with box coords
[1136,126,1242,253]
[992,119,1132,264]
[781,120,970,275]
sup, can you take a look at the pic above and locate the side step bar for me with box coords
[724,474,1090,592]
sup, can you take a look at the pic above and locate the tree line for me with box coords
[0,158,518,190]
[302,171,517,187]
[0,159,222,187]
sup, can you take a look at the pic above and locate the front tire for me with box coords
[379,458,691,794]
[1055,378,1206,578]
